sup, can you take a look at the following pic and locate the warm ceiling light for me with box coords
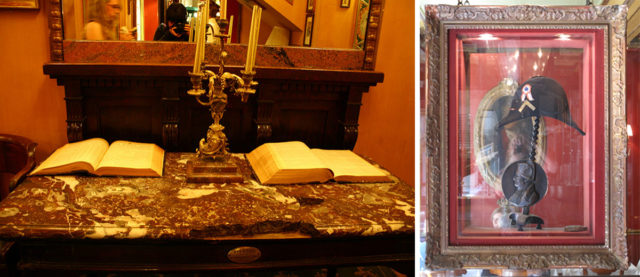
[557,34,571,40]
[478,33,497,40]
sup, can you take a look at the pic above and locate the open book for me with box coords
[30,138,165,177]
[246,141,391,185]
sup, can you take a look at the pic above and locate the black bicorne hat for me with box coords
[497,76,585,135]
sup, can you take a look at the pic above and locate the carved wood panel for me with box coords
[44,64,383,152]
[82,79,165,147]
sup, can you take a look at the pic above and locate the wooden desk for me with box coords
[0,153,414,275]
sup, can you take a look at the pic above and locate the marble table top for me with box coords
[0,153,414,241]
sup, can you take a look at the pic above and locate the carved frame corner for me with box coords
[423,4,628,271]
[362,0,384,70]
[47,0,64,62]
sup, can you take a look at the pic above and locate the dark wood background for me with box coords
[44,63,384,153]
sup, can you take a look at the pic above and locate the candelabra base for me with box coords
[186,159,244,183]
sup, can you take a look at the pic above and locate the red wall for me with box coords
[0,6,68,162]
[627,49,640,265]
[312,0,356,48]
[354,1,415,186]
[144,0,158,40]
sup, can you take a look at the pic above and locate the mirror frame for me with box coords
[46,0,384,70]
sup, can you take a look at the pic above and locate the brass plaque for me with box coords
[227,246,261,263]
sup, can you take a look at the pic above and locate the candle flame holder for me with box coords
[186,17,258,183]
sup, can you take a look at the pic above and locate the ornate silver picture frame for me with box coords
[424,5,628,270]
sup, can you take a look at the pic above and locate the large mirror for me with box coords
[61,0,371,49]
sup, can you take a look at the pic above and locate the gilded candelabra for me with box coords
[186,2,261,183]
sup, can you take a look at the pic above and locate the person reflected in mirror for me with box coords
[154,2,191,41]
[503,122,530,166]
[206,1,221,44]
[85,0,134,40]
[508,162,539,207]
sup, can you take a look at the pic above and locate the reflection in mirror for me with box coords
[473,78,546,195]
[83,0,135,40]
[62,0,371,49]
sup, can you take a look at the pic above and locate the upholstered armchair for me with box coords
[0,134,36,200]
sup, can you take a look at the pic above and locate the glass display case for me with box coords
[452,29,603,245]
[424,4,628,270]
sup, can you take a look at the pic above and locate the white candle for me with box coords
[227,15,234,43]
[189,18,194,43]
[244,6,256,72]
[193,15,202,73]
[250,6,261,71]
[249,7,258,71]
[220,0,227,20]
[245,5,261,73]
[198,0,208,64]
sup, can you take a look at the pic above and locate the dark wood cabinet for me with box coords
[14,236,413,274]
[44,63,383,153]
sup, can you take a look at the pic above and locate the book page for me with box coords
[246,143,281,184]
[247,141,332,184]
[95,141,165,177]
[310,149,391,183]
[30,138,109,175]
[267,141,327,170]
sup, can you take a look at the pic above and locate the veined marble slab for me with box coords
[0,153,414,241]
[62,41,365,70]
